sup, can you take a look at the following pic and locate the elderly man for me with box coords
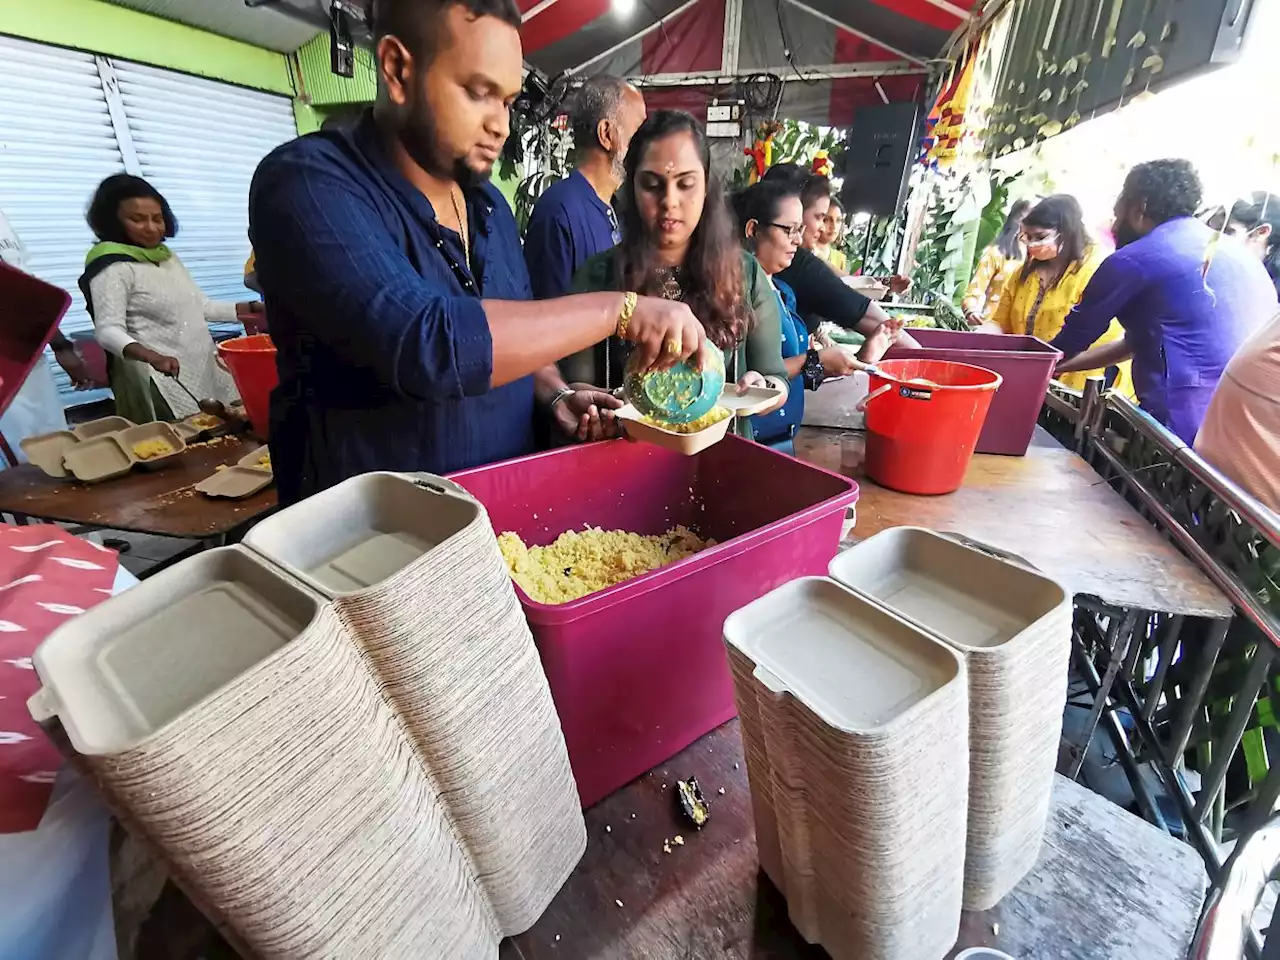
[524,75,646,300]
[249,0,707,503]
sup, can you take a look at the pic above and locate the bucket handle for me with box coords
[214,351,230,373]
[856,380,935,412]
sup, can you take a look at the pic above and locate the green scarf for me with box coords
[85,241,173,266]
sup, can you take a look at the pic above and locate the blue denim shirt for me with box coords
[1051,217,1277,442]
[524,170,619,300]
[249,114,536,503]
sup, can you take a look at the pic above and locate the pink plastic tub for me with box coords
[451,435,858,807]
[888,328,1062,456]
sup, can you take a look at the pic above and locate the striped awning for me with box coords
[518,0,981,125]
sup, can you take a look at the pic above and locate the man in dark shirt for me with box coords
[249,0,706,503]
[524,75,646,299]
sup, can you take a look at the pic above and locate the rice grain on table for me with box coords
[498,526,714,604]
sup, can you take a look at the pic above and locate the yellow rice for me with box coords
[639,406,731,435]
[498,526,714,604]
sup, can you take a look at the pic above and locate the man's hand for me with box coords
[619,296,709,372]
[554,384,624,442]
[236,301,267,334]
[51,340,94,388]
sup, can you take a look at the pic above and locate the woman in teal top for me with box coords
[565,111,788,438]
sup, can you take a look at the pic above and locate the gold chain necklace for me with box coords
[450,187,470,266]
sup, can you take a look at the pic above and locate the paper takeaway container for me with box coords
[830,526,1071,909]
[725,577,969,960]
[242,471,586,934]
[29,547,500,958]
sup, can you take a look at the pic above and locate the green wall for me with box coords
[0,0,294,95]
[295,31,376,108]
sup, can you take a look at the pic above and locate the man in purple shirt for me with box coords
[1054,159,1278,442]
[524,75,646,300]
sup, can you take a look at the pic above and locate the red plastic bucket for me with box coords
[860,358,1002,495]
[216,334,278,438]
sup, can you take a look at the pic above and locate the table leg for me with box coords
[1067,605,1140,781]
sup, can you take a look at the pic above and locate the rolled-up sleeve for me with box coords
[249,152,493,401]
[1051,255,1141,357]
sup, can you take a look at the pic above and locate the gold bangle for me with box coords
[616,291,638,339]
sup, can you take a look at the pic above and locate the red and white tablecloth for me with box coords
[0,524,118,834]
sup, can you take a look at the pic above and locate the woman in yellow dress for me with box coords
[991,195,1133,395]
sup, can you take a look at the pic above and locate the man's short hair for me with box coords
[1123,159,1203,225]
[372,0,521,64]
[570,75,632,152]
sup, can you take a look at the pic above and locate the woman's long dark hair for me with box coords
[995,198,1031,260]
[1019,194,1088,282]
[86,174,178,243]
[613,110,749,349]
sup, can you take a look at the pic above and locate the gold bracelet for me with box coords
[615,291,638,339]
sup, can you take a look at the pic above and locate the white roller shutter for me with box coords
[0,34,125,348]
[110,59,297,329]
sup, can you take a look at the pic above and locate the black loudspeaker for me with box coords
[839,102,921,219]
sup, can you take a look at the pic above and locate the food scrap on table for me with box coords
[189,413,222,429]
[498,526,714,604]
[132,438,175,461]
[677,776,710,829]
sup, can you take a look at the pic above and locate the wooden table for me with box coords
[505,720,1207,959]
[794,425,1231,619]
[0,434,276,543]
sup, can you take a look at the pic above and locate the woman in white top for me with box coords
[78,174,254,423]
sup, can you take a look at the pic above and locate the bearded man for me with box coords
[523,75,647,300]
[249,0,705,503]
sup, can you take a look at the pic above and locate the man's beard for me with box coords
[609,146,626,183]
[1113,221,1142,248]
[401,100,492,188]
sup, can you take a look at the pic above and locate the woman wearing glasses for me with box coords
[733,181,902,453]
[990,194,1133,394]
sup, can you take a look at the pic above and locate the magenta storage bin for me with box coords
[450,435,858,807]
[887,328,1062,456]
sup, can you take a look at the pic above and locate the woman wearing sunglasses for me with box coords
[990,194,1133,394]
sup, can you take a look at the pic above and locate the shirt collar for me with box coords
[569,168,614,215]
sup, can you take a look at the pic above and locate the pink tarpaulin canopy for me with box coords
[516,0,980,125]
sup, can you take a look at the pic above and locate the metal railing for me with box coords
[1041,380,1280,958]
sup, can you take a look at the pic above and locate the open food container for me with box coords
[118,421,185,469]
[19,430,80,478]
[63,435,134,483]
[725,577,968,960]
[829,527,1071,909]
[617,383,787,456]
[451,435,859,807]
[72,415,134,441]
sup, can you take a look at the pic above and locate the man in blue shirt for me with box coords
[524,75,646,299]
[1053,159,1277,443]
[249,0,706,503]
